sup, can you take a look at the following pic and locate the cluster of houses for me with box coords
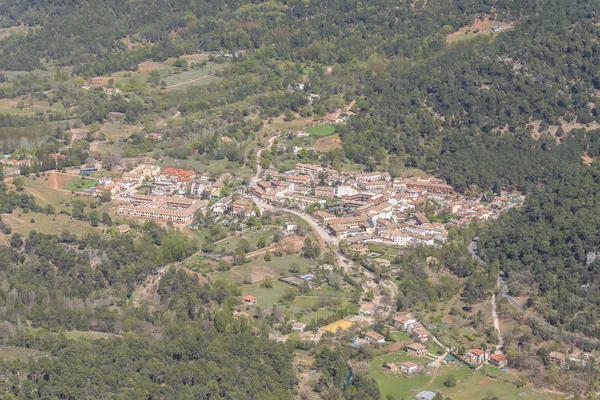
[392,311,431,343]
[252,163,522,248]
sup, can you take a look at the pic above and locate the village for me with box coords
[250,162,524,249]
[3,138,589,400]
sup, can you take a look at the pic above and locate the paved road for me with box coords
[253,196,399,300]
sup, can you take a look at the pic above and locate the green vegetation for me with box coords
[0,0,598,398]
[306,124,336,137]
[480,163,600,339]
[64,177,98,191]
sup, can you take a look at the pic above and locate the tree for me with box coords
[444,374,457,387]
[264,250,272,261]
[302,237,320,259]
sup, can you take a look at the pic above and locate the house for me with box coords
[414,213,430,225]
[296,163,322,177]
[231,199,256,218]
[80,164,100,175]
[406,343,428,357]
[350,244,369,254]
[314,186,335,199]
[359,303,375,317]
[413,327,430,342]
[160,167,197,182]
[400,361,419,375]
[286,174,311,185]
[122,164,162,182]
[364,330,385,344]
[415,391,437,400]
[242,295,257,305]
[393,312,416,331]
[384,362,399,373]
[464,348,486,365]
[117,224,131,235]
[220,136,233,144]
[488,353,507,368]
[292,322,306,332]
[285,223,297,232]
[373,258,391,267]
[549,351,566,366]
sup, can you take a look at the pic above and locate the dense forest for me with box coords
[342,0,600,191]
[479,161,600,338]
[0,328,296,399]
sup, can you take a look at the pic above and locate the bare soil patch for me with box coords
[582,152,596,165]
[478,377,494,387]
[182,267,209,285]
[313,134,342,152]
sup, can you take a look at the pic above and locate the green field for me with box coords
[241,280,291,309]
[65,177,98,191]
[306,124,336,137]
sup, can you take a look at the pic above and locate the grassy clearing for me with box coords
[0,346,47,361]
[443,370,558,400]
[214,226,282,253]
[65,177,98,191]
[63,330,121,341]
[240,280,290,308]
[0,98,64,116]
[164,69,219,90]
[306,124,336,137]
[1,209,97,237]
[0,25,36,40]
[446,19,514,44]
[21,175,93,211]
[209,254,313,284]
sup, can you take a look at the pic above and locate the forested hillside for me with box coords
[0,0,522,73]
[342,0,600,191]
[0,329,296,399]
[479,161,600,338]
